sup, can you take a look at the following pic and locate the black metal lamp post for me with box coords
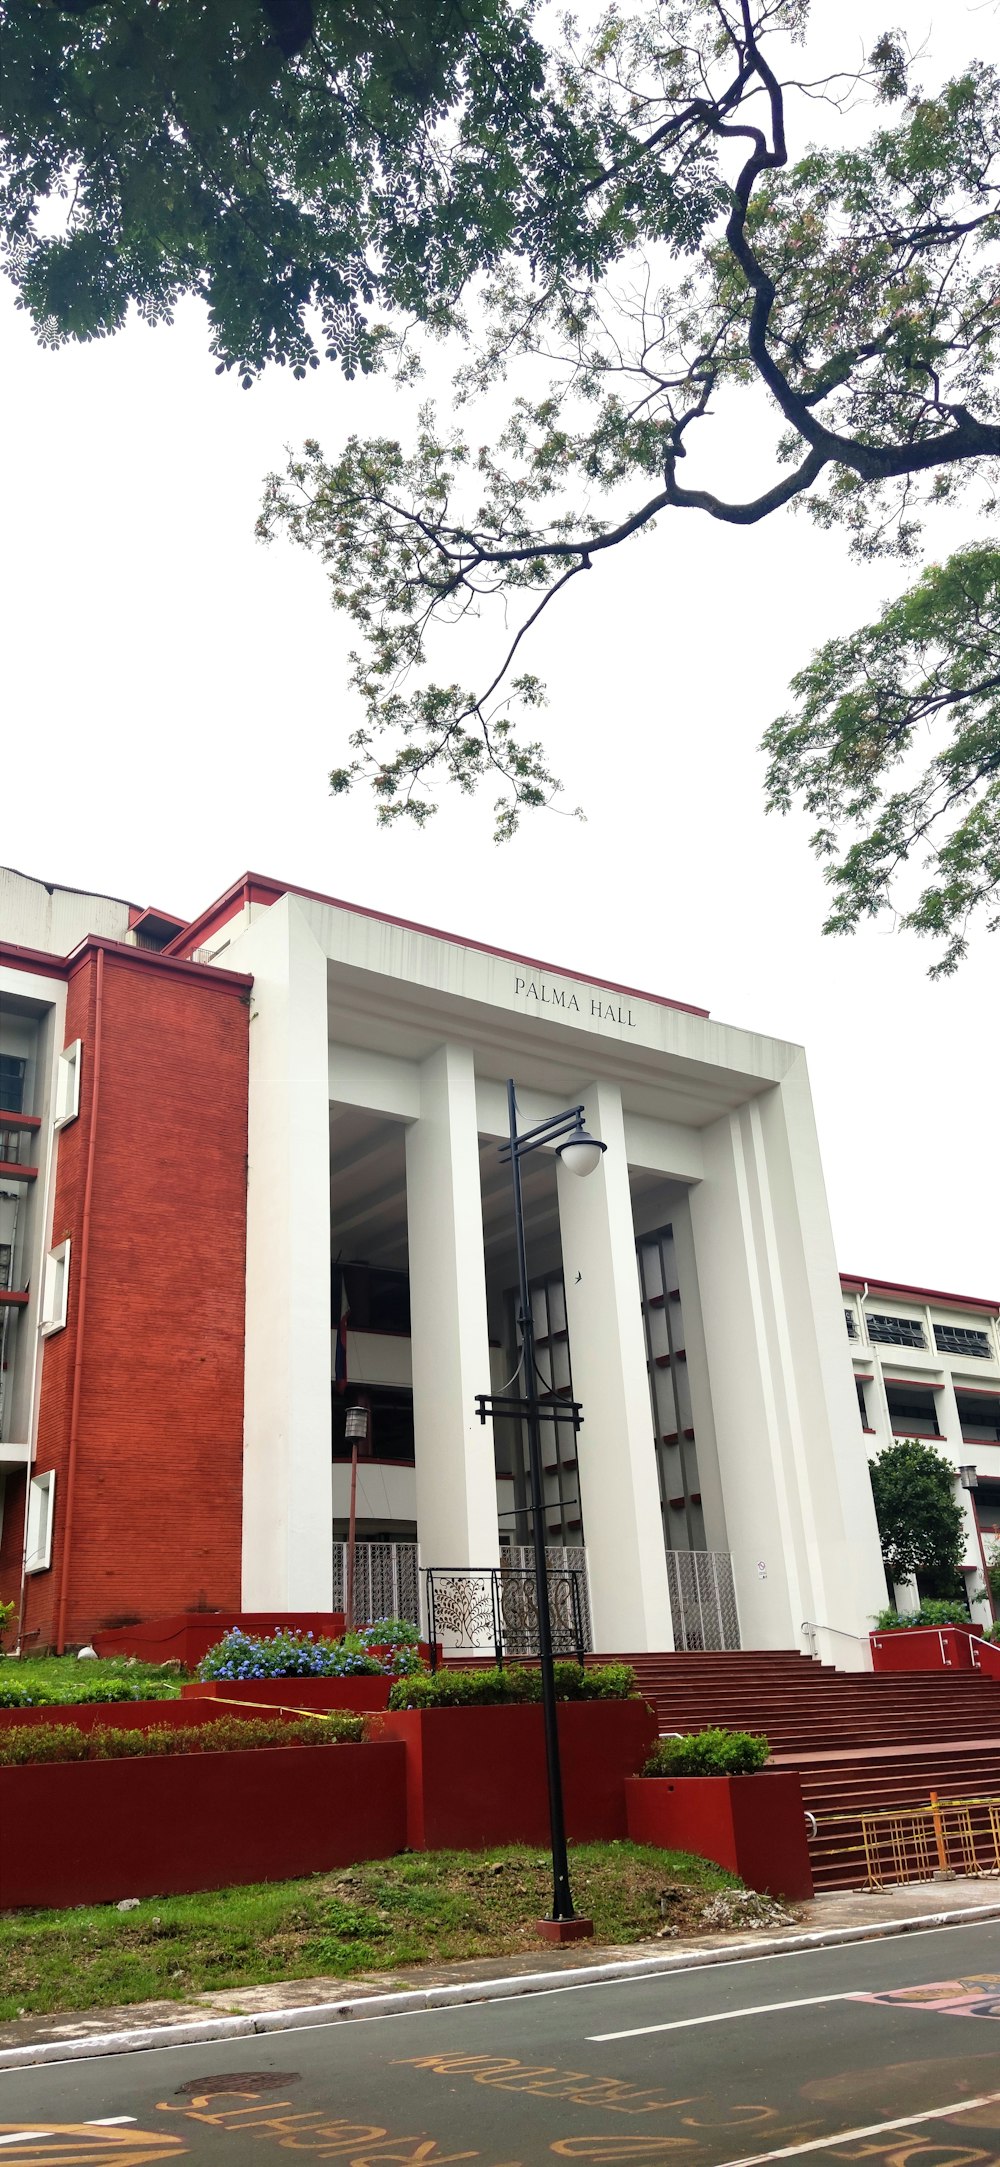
[499,1078,605,1931]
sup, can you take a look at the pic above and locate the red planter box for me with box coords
[624,1773,813,1900]
[870,1625,983,1673]
[184,1677,393,1713]
[91,1612,349,1668]
[0,1740,407,1909]
[379,1700,657,1850]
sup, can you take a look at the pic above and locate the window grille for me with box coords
[332,1540,420,1626]
[505,1545,592,1651]
[934,1324,993,1360]
[845,1309,859,1340]
[866,1313,926,1349]
[665,1551,741,1650]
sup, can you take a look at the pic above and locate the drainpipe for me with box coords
[54,946,105,1655]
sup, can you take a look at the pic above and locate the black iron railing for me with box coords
[425,1566,586,1672]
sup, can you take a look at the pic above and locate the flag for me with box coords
[335,1275,350,1394]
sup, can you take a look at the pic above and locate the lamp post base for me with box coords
[535,1916,595,1944]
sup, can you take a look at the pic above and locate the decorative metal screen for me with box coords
[505,1545,592,1651]
[424,1564,587,1665]
[665,1550,741,1650]
[332,1541,420,1626]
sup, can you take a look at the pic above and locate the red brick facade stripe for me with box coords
[1,947,250,1648]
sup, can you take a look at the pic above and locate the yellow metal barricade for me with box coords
[809,1792,1000,1890]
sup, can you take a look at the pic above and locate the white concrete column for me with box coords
[937,1375,992,1626]
[216,895,333,1609]
[557,1080,674,1653]
[688,1055,886,1666]
[406,1044,500,1579]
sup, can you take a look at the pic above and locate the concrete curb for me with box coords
[3,1901,1000,2073]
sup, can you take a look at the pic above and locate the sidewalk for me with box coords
[2,1874,999,2070]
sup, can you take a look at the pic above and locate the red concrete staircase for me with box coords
[597,1649,1000,1890]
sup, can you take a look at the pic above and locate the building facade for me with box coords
[0,863,890,1660]
[844,1273,1000,1628]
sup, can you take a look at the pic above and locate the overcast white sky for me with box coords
[2,0,998,1294]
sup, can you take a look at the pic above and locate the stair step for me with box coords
[585,1646,1000,1890]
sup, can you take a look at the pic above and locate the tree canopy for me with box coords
[5,1,1000,964]
[868,1438,965,1589]
[0,0,542,378]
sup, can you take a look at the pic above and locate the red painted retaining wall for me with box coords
[624,1772,813,1899]
[0,1741,407,1908]
[91,1612,348,1668]
[380,1700,657,1849]
[870,1626,983,1673]
[184,1677,393,1713]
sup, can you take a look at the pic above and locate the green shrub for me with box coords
[0,1598,14,1647]
[873,1600,972,1630]
[0,1712,365,1767]
[387,1662,636,1710]
[643,1728,770,1777]
[355,1618,421,1649]
[0,1681,45,1708]
[0,1672,170,1709]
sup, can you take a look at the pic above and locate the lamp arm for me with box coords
[499,1105,587,1161]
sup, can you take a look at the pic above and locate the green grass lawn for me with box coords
[0,1655,183,1702]
[0,1844,755,2021]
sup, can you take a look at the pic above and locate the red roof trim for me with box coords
[841,1272,999,1316]
[165,871,710,1018]
[0,935,251,996]
[128,904,187,936]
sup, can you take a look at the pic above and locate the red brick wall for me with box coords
[19,947,249,1649]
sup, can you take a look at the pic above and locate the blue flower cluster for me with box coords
[196,1627,385,1683]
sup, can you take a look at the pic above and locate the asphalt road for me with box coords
[3,1919,1000,2165]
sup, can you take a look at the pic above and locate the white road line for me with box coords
[588,1991,858,2040]
[714,2086,1000,2167]
[0,2123,135,2146]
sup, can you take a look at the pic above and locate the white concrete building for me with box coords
[0,862,892,1662]
[167,871,887,1665]
[843,1273,1000,1628]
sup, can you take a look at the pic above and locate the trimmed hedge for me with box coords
[387,1662,637,1710]
[643,1728,770,1777]
[0,1677,172,1710]
[873,1601,972,1631]
[0,1713,365,1767]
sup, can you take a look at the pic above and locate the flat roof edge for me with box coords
[166,871,711,1020]
[841,1272,1000,1316]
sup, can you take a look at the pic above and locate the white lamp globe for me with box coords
[556,1127,606,1178]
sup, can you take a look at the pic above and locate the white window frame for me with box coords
[24,1470,55,1574]
[40,1239,70,1336]
[54,1040,82,1129]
